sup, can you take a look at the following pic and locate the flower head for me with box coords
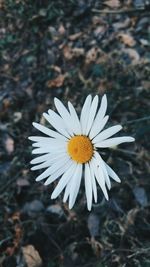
[29,95,135,210]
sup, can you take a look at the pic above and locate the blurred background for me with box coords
[0,1,150,267]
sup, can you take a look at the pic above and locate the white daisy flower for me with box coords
[29,95,135,211]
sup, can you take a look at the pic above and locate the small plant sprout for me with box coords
[29,95,135,210]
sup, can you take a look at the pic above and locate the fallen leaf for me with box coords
[22,245,42,267]
[123,48,140,65]
[94,26,107,39]
[63,45,84,60]
[46,73,68,88]
[5,136,14,154]
[3,98,11,110]
[22,200,44,218]
[118,33,136,47]
[105,0,120,8]
[58,24,65,35]
[72,47,85,57]
[139,39,149,46]
[92,16,105,25]
[85,47,100,64]
[69,32,82,41]
[87,213,100,237]
[63,45,73,60]
[133,0,145,8]
[17,178,30,187]
[13,112,22,123]
[46,204,65,218]
[141,81,150,91]
[50,65,62,73]
[0,0,4,8]
[113,18,131,30]
[133,187,148,207]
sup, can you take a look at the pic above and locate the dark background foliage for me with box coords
[0,0,150,266]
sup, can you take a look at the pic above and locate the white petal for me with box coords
[32,138,66,147]
[96,94,107,120]
[63,178,72,202]
[93,125,122,144]
[69,164,82,209]
[29,136,55,142]
[94,152,111,190]
[85,95,99,135]
[89,94,107,138]
[44,160,73,185]
[51,162,76,199]
[84,163,93,211]
[30,154,51,164]
[44,111,70,138]
[68,102,81,135]
[31,152,67,170]
[54,98,74,136]
[95,136,135,148]
[32,122,67,140]
[80,95,92,134]
[31,138,66,148]
[89,115,109,140]
[35,156,70,181]
[89,161,97,203]
[31,160,52,170]
[105,163,121,183]
[32,145,66,154]
[91,157,109,200]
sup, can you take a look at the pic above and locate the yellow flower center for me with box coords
[67,135,94,164]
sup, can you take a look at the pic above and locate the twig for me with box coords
[92,8,147,14]
[124,116,150,124]
[127,247,150,258]
[114,148,138,156]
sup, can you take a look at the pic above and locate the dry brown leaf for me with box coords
[118,33,136,47]
[3,98,11,110]
[22,245,42,267]
[63,45,84,60]
[58,24,65,35]
[69,32,82,41]
[0,0,4,8]
[5,136,14,154]
[46,73,68,88]
[105,0,120,8]
[92,16,105,25]
[85,47,100,64]
[63,45,73,60]
[50,65,62,73]
[94,26,106,37]
[72,47,84,57]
